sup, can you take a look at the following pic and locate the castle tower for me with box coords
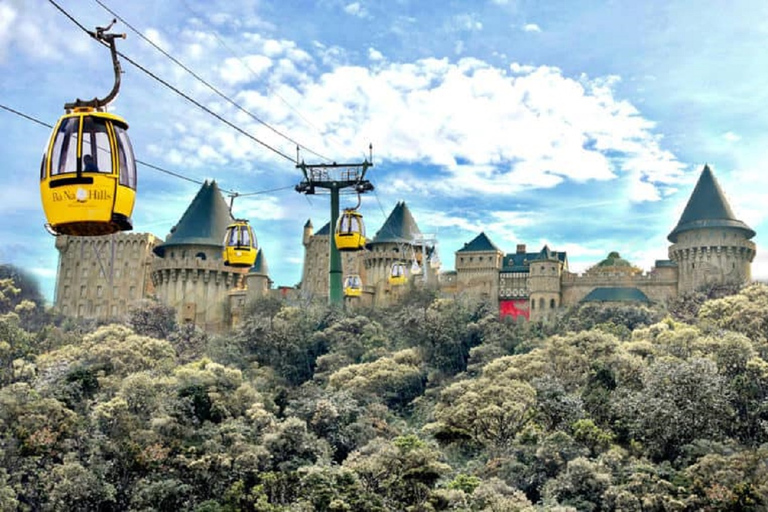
[53,232,159,320]
[363,201,425,304]
[300,221,366,301]
[668,165,756,294]
[150,181,244,331]
[454,232,503,304]
[528,245,564,322]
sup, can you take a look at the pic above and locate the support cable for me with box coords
[93,0,332,162]
[46,0,297,165]
[0,102,293,198]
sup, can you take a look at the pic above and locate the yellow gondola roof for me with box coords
[154,180,234,257]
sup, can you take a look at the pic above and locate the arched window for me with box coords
[539,298,544,310]
[531,299,535,310]
[196,252,206,260]
[550,298,556,309]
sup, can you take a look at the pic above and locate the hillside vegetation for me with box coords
[1,271,767,510]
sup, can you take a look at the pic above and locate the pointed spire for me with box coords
[370,201,421,244]
[154,181,234,257]
[668,165,754,243]
[248,249,269,275]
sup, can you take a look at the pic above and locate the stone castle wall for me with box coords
[54,232,158,320]
[150,245,245,332]
[669,228,755,294]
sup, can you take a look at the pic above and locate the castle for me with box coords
[52,165,756,328]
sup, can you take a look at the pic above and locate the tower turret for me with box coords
[668,165,756,294]
[527,245,564,322]
[303,219,313,247]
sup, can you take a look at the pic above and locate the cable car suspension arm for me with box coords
[65,19,126,111]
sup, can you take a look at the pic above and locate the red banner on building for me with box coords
[500,299,529,321]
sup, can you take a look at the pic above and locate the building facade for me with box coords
[53,165,756,329]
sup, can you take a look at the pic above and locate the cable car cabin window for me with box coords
[50,117,79,176]
[240,226,251,246]
[115,126,137,189]
[81,116,113,174]
[352,215,364,236]
[227,229,238,246]
[340,215,351,233]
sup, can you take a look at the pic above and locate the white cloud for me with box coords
[752,247,768,282]
[368,48,384,61]
[344,2,368,18]
[523,23,541,33]
[452,14,483,32]
[723,131,741,142]
[138,38,685,205]
[218,55,273,85]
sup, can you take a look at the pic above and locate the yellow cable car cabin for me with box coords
[335,209,366,251]
[344,274,363,297]
[223,220,258,268]
[388,262,408,286]
[40,108,137,236]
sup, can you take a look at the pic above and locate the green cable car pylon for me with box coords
[295,145,374,306]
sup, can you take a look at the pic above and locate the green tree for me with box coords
[612,358,732,460]
[428,369,536,449]
[344,435,450,510]
[128,298,178,340]
[328,348,426,410]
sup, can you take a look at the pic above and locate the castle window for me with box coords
[97,286,103,298]
[550,298,556,309]
[129,286,136,299]
[80,285,86,298]
[196,252,206,260]
[531,299,535,309]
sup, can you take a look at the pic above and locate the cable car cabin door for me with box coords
[41,111,136,236]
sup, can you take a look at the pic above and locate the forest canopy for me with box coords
[1,276,767,511]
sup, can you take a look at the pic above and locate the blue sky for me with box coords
[2,0,767,303]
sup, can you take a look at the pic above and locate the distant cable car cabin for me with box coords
[335,209,366,251]
[343,274,363,297]
[40,21,137,237]
[388,262,408,286]
[222,220,258,268]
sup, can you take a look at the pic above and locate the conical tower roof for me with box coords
[248,250,269,275]
[369,201,421,244]
[154,181,234,257]
[668,165,754,243]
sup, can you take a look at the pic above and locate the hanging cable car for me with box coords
[388,262,408,286]
[335,195,366,251]
[343,274,363,297]
[223,220,258,268]
[40,21,137,237]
